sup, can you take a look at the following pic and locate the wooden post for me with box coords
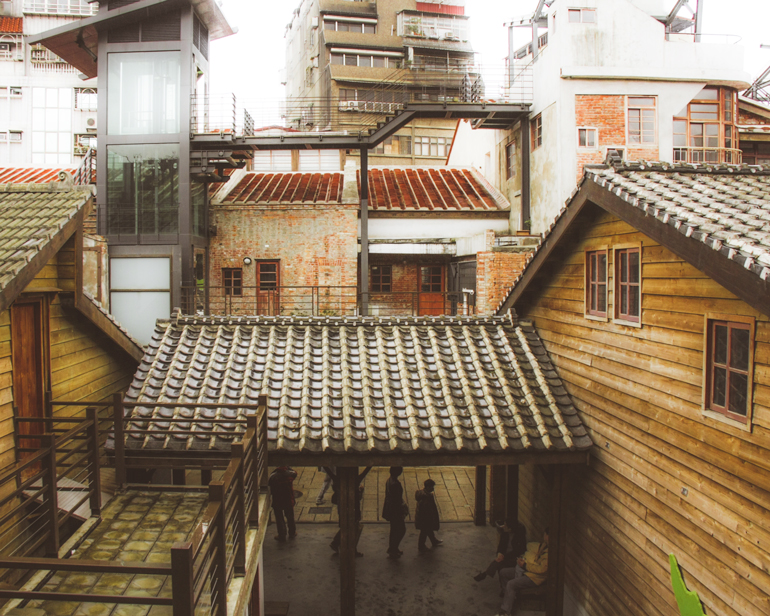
[489,465,506,525]
[258,397,268,488]
[86,407,101,516]
[474,466,486,526]
[41,433,59,557]
[171,542,195,616]
[210,481,228,616]
[113,393,126,490]
[547,466,567,616]
[201,469,212,485]
[339,467,358,616]
[232,442,246,576]
[506,464,519,521]
[173,468,186,486]
[247,415,259,526]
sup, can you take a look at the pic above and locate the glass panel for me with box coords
[345,54,357,66]
[110,257,170,290]
[107,144,180,236]
[364,24,376,34]
[110,291,170,345]
[729,372,748,416]
[598,253,606,281]
[620,252,628,283]
[324,20,334,30]
[629,97,655,107]
[192,181,206,237]
[337,22,349,32]
[629,286,640,317]
[373,56,385,67]
[620,285,628,315]
[731,328,750,371]
[597,283,606,313]
[107,51,181,135]
[582,9,596,22]
[712,367,726,407]
[568,9,580,22]
[258,263,278,290]
[629,250,639,283]
[331,54,343,65]
[714,323,728,365]
[695,87,719,100]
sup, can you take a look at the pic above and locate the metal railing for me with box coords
[23,0,98,15]
[673,146,742,164]
[74,147,96,185]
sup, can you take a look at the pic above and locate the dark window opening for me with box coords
[615,248,640,322]
[371,265,392,292]
[706,319,752,422]
[223,268,243,297]
[586,250,607,317]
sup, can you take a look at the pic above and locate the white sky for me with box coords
[209,0,770,105]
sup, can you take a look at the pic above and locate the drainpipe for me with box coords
[521,118,531,232]
[694,0,703,43]
[360,148,369,315]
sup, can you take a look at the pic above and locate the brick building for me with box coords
[204,163,534,317]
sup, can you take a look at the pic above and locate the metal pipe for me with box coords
[360,148,369,316]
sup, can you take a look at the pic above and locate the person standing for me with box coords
[414,478,443,551]
[268,466,298,542]
[382,466,407,558]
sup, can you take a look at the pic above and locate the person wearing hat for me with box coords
[414,478,443,551]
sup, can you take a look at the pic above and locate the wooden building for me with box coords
[0,181,142,478]
[497,159,770,616]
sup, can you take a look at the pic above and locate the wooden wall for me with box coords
[515,204,770,616]
[0,236,137,477]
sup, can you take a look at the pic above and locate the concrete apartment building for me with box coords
[0,0,98,167]
[450,0,753,236]
[283,0,475,168]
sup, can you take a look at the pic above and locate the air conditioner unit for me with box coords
[311,16,318,28]
[86,116,97,131]
[347,100,362,112]
[0,43,10,51]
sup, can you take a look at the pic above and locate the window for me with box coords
[1,131,23,143]
[420,266,443,292]
[614,248,640,323]
[75,87,97,110]
[578,128,597,148]
[414,136,450,157]
[371,265,392,292]
[585,250,607,318]
[568,8,596,23]
[628,97,656,144]
[24,0,97,16]
[223,268,243,297]
[324,19,376,33]
[74,133,96,154]
[256,261,279,291]
[705,317,754,423]
[673,87,738,164]
[373,135,412,155]
[506,141,516,179]
[330,52,399,68]
[532,114,543,150]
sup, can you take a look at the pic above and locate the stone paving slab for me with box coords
[290,466,485,524]
[27,491,208,616]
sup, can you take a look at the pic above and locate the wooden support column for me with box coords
[506,464,519,521]
[489,465,506,524]
[547,466,567,616]
[474,465,486,526]
[172,468,186,485]
[339,467,358,616]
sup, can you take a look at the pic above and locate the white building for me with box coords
[0,0,98,167]
[449,0,752,235]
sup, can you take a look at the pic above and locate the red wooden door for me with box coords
[256,261,280,315]
[11,300,46,466]
[418,265,445,316]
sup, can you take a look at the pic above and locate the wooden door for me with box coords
[418,265,445,316]
[11,300,47,464]
[256,261,280,316]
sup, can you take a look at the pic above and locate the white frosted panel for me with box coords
[110,257,170,290]
[32,108,44,127]
[32,132,44,151]
[58,109,71,131]
[46,88,57,107]
[45,109,57,131]
[45,153,58,165]
[110,292,170,345]
[32,153,44,165]
[58,133,70,153]
[59,88,70,108]
[59,154,71,166]
[45,133,57,152]
[32,88,45,108]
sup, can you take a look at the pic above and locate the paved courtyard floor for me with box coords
[263,522,545,616]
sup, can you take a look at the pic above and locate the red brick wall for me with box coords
[209,206,358,315]
[476,251,530,314]
[368,255,450,316]
[575,95,660,181]
[738,108,770,126]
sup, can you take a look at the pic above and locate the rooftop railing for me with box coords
[673,146,742,165]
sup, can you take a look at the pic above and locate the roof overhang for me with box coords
[27,0,234,79]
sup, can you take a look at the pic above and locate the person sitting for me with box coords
[495,527,549,616]
[473,518,527,584]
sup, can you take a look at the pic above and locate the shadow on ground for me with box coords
[263,522,545,616]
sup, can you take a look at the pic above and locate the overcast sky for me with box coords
[209,0,769,106]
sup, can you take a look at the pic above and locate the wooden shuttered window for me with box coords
[585,250,607,318]
[615,247,640,323]
[705,318,753,423]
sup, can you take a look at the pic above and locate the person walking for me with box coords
[316,466,334,505]
[414,478,443,551]
[268,466,298,542]
[382,466,407,558]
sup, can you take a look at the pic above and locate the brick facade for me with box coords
[575,95,659,181]
[475,251,529,314]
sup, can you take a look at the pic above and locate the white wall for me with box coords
[367,217,509,240]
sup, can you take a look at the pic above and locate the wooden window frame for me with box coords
[702,314,754,430]
[613,245,641,326]
[370,264,392,292]
[584,248,608,320]
[627,96,657,145]
[505,141,516,179]
[419,265,444,293]
[256,260,280,291]
[223,267,243,297]
[577,127,597,149]
[531,114,543,150]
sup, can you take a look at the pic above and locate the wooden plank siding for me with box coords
[514,206,770,616]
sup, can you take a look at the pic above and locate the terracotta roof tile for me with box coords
[222,172,344,205]
[0,17,23,33]
[0,167,75,184]
[122,315,592,456]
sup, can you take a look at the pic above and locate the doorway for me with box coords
[418,265,445,316]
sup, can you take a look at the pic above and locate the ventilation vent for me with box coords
[193,14,209,60]
[108,23,140,43]
[109,0,140,8]
[142,10,181,42]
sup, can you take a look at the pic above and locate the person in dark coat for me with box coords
[414,478,442,551]
[327,466,372,556]
[473,518,527,584]
[382,466,406,558]
[268,466,298,541]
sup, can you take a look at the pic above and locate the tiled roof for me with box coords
[496,161,770,314]
[123,315,591,456]
[220,172,344,205]
[0,17,22,33]
[362,168,509,212]
[0,167,75,184]
[0,183,94,296]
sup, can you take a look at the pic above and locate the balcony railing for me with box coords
[182,286,477,317]
[23,0,98,15]
[673,146,742,164]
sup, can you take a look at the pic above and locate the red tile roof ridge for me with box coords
[211,170,345,205]
[0,17,23,33]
